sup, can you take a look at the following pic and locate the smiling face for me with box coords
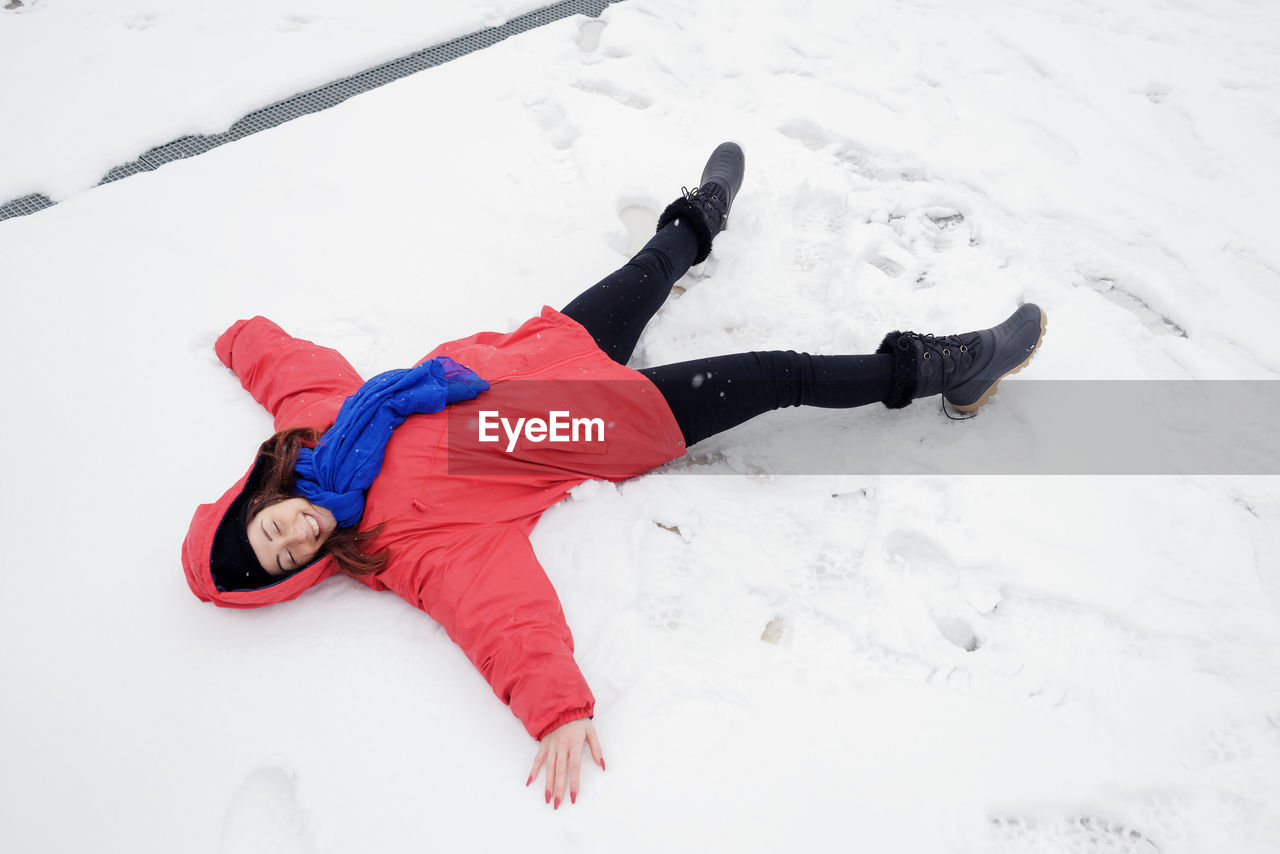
[246,497,337,576]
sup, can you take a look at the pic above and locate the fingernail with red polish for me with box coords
[571,791,577,804]
[545,791,551,804]
[554,797,561,810]
[526,776,532,786]
[601,759,607,772]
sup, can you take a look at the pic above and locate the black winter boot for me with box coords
[657,141,746,265]
[878,303,1047,413]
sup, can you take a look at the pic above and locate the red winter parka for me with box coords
[182,308,687,739]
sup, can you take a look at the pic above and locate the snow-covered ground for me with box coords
[3,0,1280,852]
[0,0,549,202]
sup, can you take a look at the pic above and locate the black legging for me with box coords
[561,220,894,447]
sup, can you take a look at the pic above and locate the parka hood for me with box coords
[182,447,337,609]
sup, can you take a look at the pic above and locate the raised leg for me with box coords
[560,219,701,365]
[561,142,746,365]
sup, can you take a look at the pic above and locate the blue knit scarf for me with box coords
[294,357,489,526]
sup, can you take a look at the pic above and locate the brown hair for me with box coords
[244,426,389,576]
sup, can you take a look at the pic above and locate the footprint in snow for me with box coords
[883,531,994,653]
[279,14,312,32]
[615,202,663,261]
[791,185,849,274]
[526,96,578,152]
[986,814,1160,853]
[220,765,315,854]
[569,78,652,110]
[576,19,606,53]
[1078,273,1187,338]
[777,117,834,152]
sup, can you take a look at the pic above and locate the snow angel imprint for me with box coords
[182,142,1047,808]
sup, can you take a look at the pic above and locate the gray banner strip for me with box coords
[1,0,619,223]
[442,380,1280,475]
[707,381,1280,475]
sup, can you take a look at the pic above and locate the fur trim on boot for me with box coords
[875,304,1046,412]
[877,331,919,409]
[657,196,717,265]
[656,142,745,266]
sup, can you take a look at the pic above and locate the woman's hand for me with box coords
[526,718,605,808]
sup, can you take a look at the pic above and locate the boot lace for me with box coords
[681,184,728,224]
[898,332,975,421]
[680,185,717,201]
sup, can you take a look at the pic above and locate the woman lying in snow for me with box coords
[182,142,1046,808]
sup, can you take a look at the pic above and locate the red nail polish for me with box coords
[601,759,607,772]
[545,791,551,804]
[526,776,533,786]
[554,797,561,810]
[571,792,577,804]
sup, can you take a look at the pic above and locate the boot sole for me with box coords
[949,307,1048,414]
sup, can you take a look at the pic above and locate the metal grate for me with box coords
[0,193,55,220]
[1,0,618,223]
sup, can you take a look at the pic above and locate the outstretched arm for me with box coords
[378,524,603,805]
[215,316,364,431]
